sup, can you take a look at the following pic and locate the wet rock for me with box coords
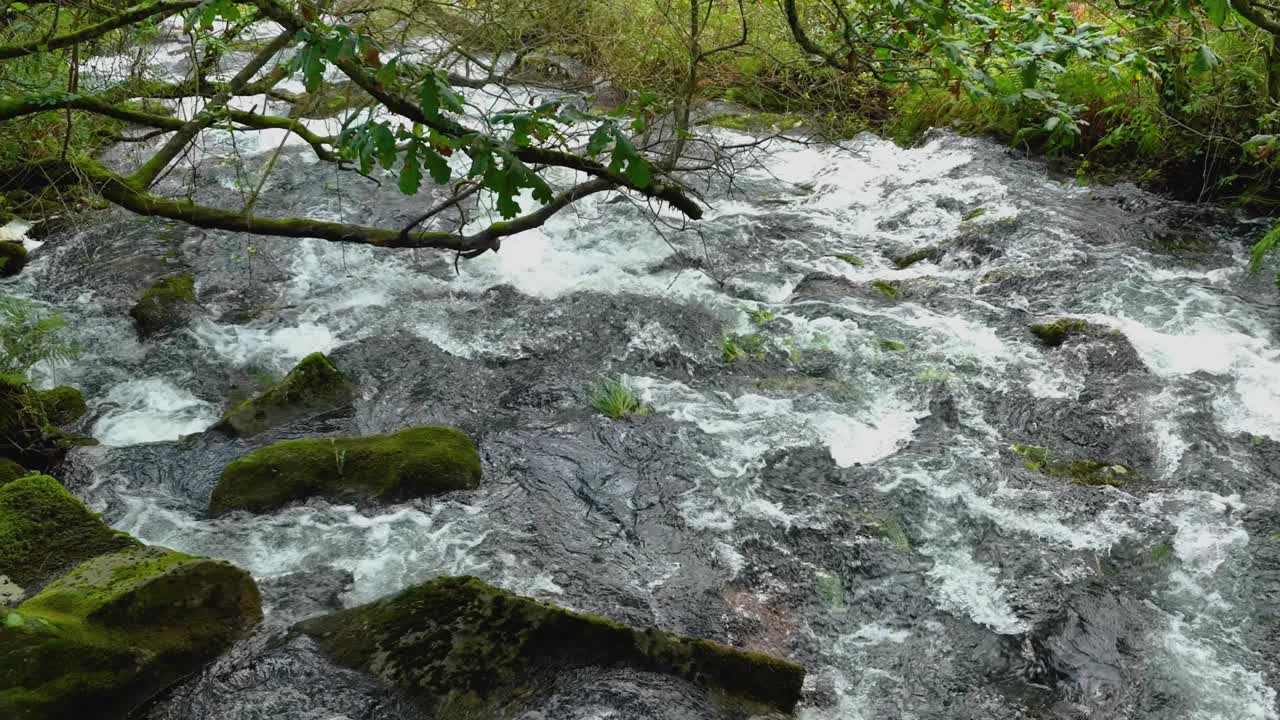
[2,544,261,720]
[1029,318,1092,347]
[1008,444,1134,487]
[892,244,944,269]
[296,575,806,716]
[215,352,355,437]
[0,240,28,277]
[209,425,482,516]
[129,274,196,337]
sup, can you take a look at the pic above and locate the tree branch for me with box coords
[0,0,202,60]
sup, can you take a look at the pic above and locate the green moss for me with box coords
[722,334,764,364]
[1,545,261,720]
[1029,318,1091,348]
[210,425,482,516]
[0,458,27,486]
[589,378,649,420]
[1008,444,1131,487]
[217,352,355,437]
[871,280,900,299]
[0,475,136,587]
[297,575,805,716]
[878,339,907,352]
[35,386,86,426]
[962,207,987,222]
[128,275,196,337]
[748,308,776,325]
[835,254,865,267]
[0,241,28,278]
[892,246,942,269]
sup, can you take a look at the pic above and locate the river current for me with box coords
[3,26,1280,720]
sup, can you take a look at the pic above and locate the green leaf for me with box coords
[371,123,396,170]
[1250,224,1280,273]
[10,2,29,11]
[607,129,650,187]
[586,125,613,157]
[1190,44,1220,74]
[1203,0,1229,26]
[418,72,463,120]
[399,144,422,195]
[421,145,451,184]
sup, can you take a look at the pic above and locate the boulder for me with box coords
[0,374,91,469]
[215,352,354,437]
[0,458,26,485]
[0,474,135,588]
[129,274,196,337]
[297,575,806,717]
[1,545,261,720]
[0,241,27,277]
[210,425,482,516]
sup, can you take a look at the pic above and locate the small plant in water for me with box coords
[590,377,650,419]
[721,337,747,364]
[748,308,776,326]
[330,438,347,476]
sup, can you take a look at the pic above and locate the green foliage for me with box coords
[748,308,776,326]
[590,377,649,419]
[1249,223,1280,272]
[0,297,79,375]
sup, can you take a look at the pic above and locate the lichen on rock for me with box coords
[129,274,196,337]
[297,575,806,717]
[216,352,355,437]
[210,425,482,516]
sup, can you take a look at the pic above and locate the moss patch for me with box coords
[216,352,354,437]
[298,575,805,716]
[1008,444,1132,487]
[0,475,137,587]
[1,545,261,720]
[129,275,196,337]
[871,279,900,299]
[210,426,482,516]
[0,458,27,486]
[878,339,907,352]
[892,245,942,269]
[1029,318,1091,347]
[0,241,28,278]
[35,386,86,426]
[834,254,864,267]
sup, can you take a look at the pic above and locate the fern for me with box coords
[0,296,80,374]
[1250,223,1280,274]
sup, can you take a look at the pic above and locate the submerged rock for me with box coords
[296,575,806,717]
[0,474,262,719]
[209,425,482,516]
[0,240,27,277]
[215,352,355,437]
[129,274,196,337]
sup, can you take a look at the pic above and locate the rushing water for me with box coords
[4,26,1280,720]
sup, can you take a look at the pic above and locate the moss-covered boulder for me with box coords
[215,352,354,437]
[0,240,28,277]
[0,375,91,469]
[297,576,806,717]
[210,425,482,516]
[35,385,87,426]
[1009,444,1133,487]
[1029,317,1091,347]
[129,274,196,337]
[0,474,136,588]
[0,458,27,485]
[0,545,261,720]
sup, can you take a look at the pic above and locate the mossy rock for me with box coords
[892,245,943,269]
[129,274,196,337]
[870,279,901,299]
[0,241,28,277]
[297,575,806,717]
[210,425,482,516]
[0,474,137,588]
[216,352,355,437]
[35,386,87,426]
[0,458,27,486]
[1028,318,1091,347]
[0,545,261,720]
[0,375,90,468]
[1008,444,1132,487]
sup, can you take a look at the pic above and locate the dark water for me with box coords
[3,37,1280,719]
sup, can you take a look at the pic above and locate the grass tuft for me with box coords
[590,378,650,419]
